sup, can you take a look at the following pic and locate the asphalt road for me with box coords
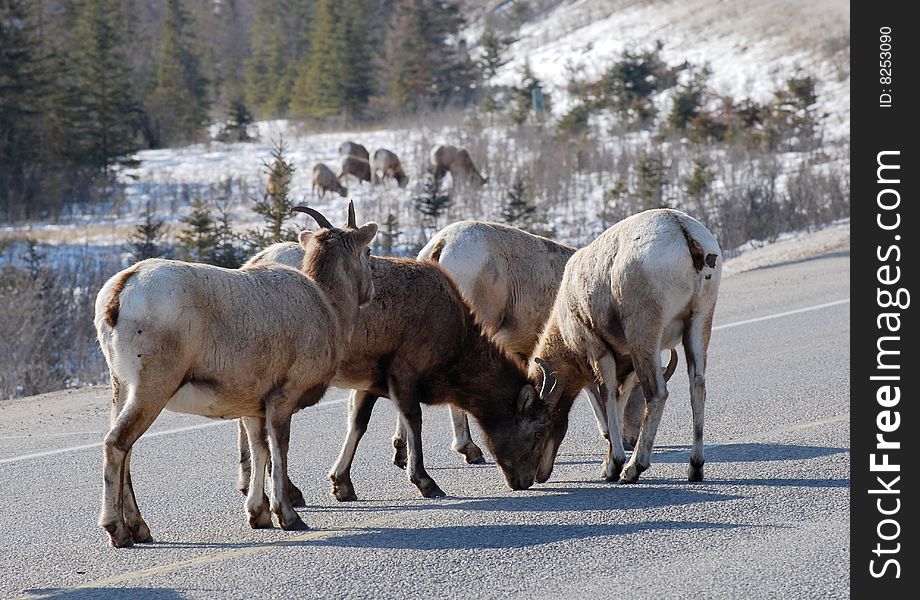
[0,251,850,599]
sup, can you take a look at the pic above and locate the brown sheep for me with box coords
[372,148,409,189]
[339,155,372,185]
[430,144,487,186]
[312,163,348,198]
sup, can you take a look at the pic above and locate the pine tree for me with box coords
[500,175,537,229]
[245,138,299,249]
[386,0,473,113]
[127,203,170,262]
[211,197,247,268]
[245,0,296,117]
[0,0,48,216]
[69,0,139,172]
[147,0,209,146]
[477,22,515,82]
[378,213,402,255]
[291,0,349,118]
[177,197,218,262]
[414,176,451,233]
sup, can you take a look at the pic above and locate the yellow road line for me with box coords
[20,515,392,599]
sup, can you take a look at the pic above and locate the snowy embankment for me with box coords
[0,0,849,269]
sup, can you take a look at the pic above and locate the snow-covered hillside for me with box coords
[1,0,850,266]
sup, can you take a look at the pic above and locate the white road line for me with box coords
[713,298,849,331]
[0,398,347,466]
[1,298,850,466]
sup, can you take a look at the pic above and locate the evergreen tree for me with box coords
[510,62,549,125]
[177,196,218,262]
[684,155,715,219]
[127,203,170,262]
[0,0,47,216]
[210,197,247,268]
[69,0,139,172]
[147,0,209,146]
[414,176,451,233]
[500,175,537,229]
[386,0,473,113]
[477,22,515,82]
[378,213,402,255]
[245,138,299,249]
[245,0,296,117]
[291,0,349,118]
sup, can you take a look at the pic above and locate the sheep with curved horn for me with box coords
[93,203,377,547]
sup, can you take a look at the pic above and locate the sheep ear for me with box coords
[298,230,313,247]
[517,385,537,414]
[354,222,378,247]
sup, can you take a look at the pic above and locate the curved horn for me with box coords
[663,348,679,381]
[291,205,333,230]
[535,358,554,398]
[346,199,356,228]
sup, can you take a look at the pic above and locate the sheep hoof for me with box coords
[619,463,646,484]
[461,445,486,465]
[279,514,309,531]
[130,520,153,544]
[392,441,408,470]
[330,478,358,502]
[287,481,306,508]
[601,459,623,482]
[103,521,134,548]
[420,482,446,499]
[688,463,704,482]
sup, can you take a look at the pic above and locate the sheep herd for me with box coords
[94,184,722,548]
[312,141,486,198]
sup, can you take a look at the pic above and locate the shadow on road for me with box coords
[23,588,184,599]
[651,442,847,463]
[320,520,751,550]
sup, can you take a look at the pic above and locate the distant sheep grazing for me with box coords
[93,202,377,547]
[372,148,409,189]
[430,144,487,186]
[312,163,348,198]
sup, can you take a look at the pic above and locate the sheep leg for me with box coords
[619,374,642,450]
[596,354,627,482]
[584,383,609,440]
[236,419,251,495]
[265,402,306,530]
[99,383,166,548]
[330,390,378,501]
[391,381,445,498]
[237,420,305,507]
[449,407,485,464]
[242,416,272,529]
[392,415,407,470]
[620,347,669,484]
[121,449,152,543]
[685,311,713,482]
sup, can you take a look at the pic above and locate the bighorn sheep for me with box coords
[312,163,348,198]
[93,203,377,547]
[339,141,370,162]
[372,148,409,189]
[397,221,670,467]
[238,243,556,500]
[339,141,372,184]
[430,144,487,186]
[529,208,721,485]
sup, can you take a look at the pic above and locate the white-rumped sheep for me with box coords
[430,144,487,186]
[372,148,409,189]
[93,203,377,547]
[312,163,348,198]
[398,221,672,467]
[529,208,721,485]
[237,243,556,500]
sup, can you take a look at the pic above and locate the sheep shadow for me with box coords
[310,485,743,515]
[319,520,752,551]
[650,442,847,464]
[21,588,184,599]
